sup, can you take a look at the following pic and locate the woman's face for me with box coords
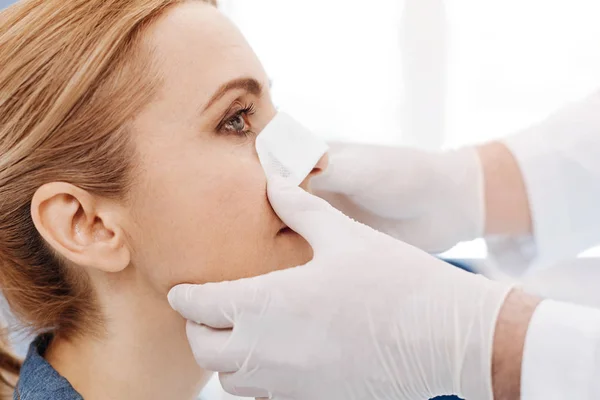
[125,2,325,293]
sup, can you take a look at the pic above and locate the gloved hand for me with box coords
[311,142,484,253]
[168,177,513,400]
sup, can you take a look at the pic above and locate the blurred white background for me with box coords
[220,0,600,259]
[221,0,600,147]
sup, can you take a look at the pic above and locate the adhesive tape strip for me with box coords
[256,112,329,186]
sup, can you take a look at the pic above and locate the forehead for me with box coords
[143,2,268,103]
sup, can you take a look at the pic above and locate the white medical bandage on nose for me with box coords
[256,112,328,186]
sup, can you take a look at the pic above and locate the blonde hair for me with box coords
[0,0,215,394]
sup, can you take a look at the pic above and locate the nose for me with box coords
[311,153,329,177]
[300,153,329,190]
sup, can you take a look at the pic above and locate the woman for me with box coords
[0,0,327,398]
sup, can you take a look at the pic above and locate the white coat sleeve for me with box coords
[522,300,600,399]
[485,91,600,274]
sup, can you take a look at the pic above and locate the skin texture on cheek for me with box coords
[127,136,313,293]
[182,149,312,285]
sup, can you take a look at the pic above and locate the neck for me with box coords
[46,275,210,400]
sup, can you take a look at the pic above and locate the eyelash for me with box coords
[219,103,257,137]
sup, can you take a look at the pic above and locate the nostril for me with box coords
[301,154,329,191]
[310,153,329,177]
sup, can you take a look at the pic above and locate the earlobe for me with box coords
[31,183,131,273]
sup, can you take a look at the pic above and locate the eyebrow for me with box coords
[202,77,263,112]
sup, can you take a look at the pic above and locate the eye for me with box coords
[219,103,257,137]
[228,113,246,132]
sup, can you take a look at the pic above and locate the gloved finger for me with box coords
[186,321,240,372]
[219,371,270,398]
[221,374,296,400]
[314,190,380,224]
[379,218,457,254]
[267,176,357,252]
[168,279,266,328]
[169,283,239,328]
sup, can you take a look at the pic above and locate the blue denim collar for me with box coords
[15,334,83,400]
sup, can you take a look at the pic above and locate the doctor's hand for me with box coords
[311,142,485,253]
[168,178,515,400]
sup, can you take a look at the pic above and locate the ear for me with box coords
[31,182,131,273]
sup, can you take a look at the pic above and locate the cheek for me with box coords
[127,148,312,293]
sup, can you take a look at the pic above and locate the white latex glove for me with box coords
[168,178,513,400]
[312,142,484,253]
